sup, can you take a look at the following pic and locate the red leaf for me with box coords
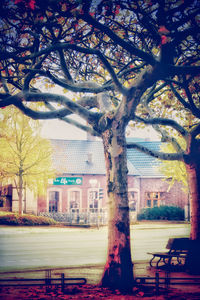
[158,25,170,35]
[28,0,35,10]
[161,35,168,45]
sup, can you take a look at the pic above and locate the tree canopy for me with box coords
[0,0,199,148]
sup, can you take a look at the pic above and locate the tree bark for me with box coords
[100,122,134,292]
[184,140,200,273]
[184,139,200,241]
[18,168,23,215]
[186,163,200,241]
[185,162,200,274]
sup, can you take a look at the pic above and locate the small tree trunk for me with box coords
[100,124,134,292]
[18,169,23,215]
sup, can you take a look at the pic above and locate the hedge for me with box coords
[0,213,57,226]
[137,205,185,221]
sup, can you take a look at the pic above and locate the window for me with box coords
[49,191,59,212]
[88,189,99,212]
[69,190,80,212]
[128,190,138,211]
[145,192,161,208]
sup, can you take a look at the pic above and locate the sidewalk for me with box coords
[1,261,200,293]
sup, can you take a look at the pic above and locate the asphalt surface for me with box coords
[0,222,190,271]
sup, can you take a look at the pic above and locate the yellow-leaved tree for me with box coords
[0,106,55,215]
[159,139,189,192]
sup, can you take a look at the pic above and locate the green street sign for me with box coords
[53,177,82,185]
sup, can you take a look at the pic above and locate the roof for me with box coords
[126,138,163,177]
[50,138,163,177]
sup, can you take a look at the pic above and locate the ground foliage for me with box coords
[137,206,185,221]
[0,212,56,225]
[0,284,200,299]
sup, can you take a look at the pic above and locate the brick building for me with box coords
[38,138,188,223]
[0,138,188,223]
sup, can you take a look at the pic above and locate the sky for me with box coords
[41,116,159,141]
[41,117,88,140]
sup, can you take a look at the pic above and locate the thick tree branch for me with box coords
[45,102,101,136]
[135,116,188,137]
[57,49,73,81]
[19,43,126,94]
[127,142,184,161]
[23,68,113,93]
[190,123,200,138]
[23,92,101,123]
[166,65,200,77]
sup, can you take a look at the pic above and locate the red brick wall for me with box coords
[37,175,188,214]
[139,177,188,210]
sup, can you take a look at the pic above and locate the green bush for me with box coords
[0,213,57,226]
[137,206,185,221]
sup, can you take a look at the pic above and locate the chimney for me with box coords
[87,153,93,164]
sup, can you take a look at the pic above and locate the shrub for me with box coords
[137,206,185,221]
[0,213,57,226]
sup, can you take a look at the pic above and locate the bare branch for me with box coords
[81,13,157,66]
[135,116,188,137]
[127,142,184,161]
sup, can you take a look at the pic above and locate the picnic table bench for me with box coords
[148,238,190,268]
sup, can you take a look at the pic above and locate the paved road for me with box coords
[0,223,190,271]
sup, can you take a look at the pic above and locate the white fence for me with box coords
[39,210,108,226]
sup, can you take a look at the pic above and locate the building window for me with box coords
[88,189,99,212]
[69,190,81,212]
[128,190,138,211]
[145,192,161,208]
[49,191,59,212]
[88,188,104,212]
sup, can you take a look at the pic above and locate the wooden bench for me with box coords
[148,238,190,268]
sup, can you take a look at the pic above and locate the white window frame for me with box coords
[68,188,82,212]
[88,188,101,211]
[47,187,62,213]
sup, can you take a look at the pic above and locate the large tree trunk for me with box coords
[185,140,200,273]
[186,163,200,241]
[185,139,200,241]
[100,123,134,292]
